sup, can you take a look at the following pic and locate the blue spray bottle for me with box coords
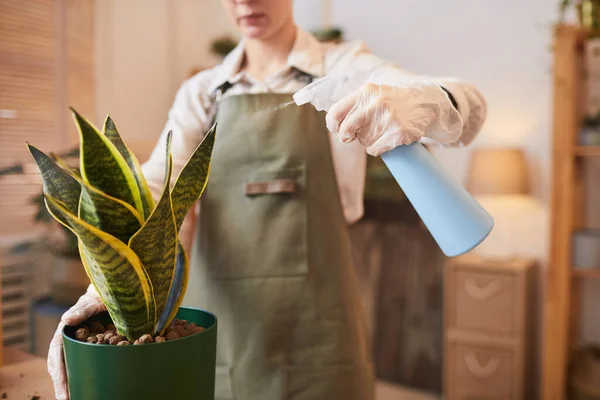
[293,72,494,257]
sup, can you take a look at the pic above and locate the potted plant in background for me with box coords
[28,109,217,399]
[569,344,600,400]
[560,0,600,29]
[210,35,239,59]
[311,26,344,43]
[580,114,600,145]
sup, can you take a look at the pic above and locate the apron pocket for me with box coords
[284,364,374,400]
[200,167,307,280]
[215,365,235,400]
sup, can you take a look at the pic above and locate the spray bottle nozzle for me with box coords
[293,70,372,112]
[293,75,345,112]
[291,87,315,107]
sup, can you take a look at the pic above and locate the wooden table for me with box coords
[0,348,440,400]
[0,348,54,399]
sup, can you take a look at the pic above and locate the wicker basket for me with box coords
[569,346,600,400]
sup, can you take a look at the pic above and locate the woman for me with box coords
[48,1,487,399]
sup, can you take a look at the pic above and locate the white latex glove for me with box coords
[325,82,463,157]
[48,285,106,400]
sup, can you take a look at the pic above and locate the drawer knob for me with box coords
[465,351,500,378]
[464,277,501,300]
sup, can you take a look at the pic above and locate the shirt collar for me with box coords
[208,27,324,94]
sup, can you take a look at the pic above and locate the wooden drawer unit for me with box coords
[444,256,537,400]
[452,270,519,337]
[447,339,516,400]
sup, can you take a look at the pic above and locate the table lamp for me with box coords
[466,148,530,259]
[466,148,530,197]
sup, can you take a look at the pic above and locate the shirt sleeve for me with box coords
[325,40,487,147]
[141,72,216,200]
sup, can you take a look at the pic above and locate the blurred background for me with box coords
[1,1,600,399]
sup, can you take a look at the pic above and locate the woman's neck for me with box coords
[243,21,297,81]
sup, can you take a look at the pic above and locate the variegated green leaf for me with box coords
[156,243,189,335]
[49,152,81,177]
[78,186,144,244]
[103,115,155,220]
[27,144,81,216]
[129,132,177,328]
[34,149,144,244]
[72,109,145,216]
[171,124,216,230]
[45,195,155,340]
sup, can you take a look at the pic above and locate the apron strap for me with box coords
[207,81,234,129]
[292,68,316,85]
[211,69,315,102]
[212,81,234,104]
[206,70,315,129]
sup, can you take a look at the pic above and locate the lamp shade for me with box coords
[466,148,530,196]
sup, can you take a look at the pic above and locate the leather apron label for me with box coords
[244,179,296,196]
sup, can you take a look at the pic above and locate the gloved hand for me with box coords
[48,284,106,400]
[325,81,463,157]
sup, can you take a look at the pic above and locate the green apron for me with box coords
[182,92,375,400]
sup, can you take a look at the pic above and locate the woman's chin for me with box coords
[240,26,272,40]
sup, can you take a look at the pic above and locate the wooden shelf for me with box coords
[571,269,600,278]
[543,24,593,400]
[574,146,600,156]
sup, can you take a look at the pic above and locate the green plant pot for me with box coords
[63,307,217,400]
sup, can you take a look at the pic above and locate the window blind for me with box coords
[0,0,94,237]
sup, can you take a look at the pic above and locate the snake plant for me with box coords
[27,109,215,341]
